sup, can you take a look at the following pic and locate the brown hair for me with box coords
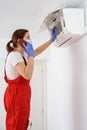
[6,29,28,53]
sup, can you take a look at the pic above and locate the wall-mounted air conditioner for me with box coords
[39,7,87,47]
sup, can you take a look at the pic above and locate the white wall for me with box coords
[47,45,73,130]
[0,39,9,130]
[47,35,87,130]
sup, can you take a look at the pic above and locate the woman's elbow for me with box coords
[24,74,33,80]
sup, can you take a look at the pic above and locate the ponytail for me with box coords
[6,40,17,53]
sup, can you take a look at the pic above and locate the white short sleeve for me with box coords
[5,51,24,80]
[8,51,24,67]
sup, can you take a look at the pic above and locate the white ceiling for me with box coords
[0,0,84,39]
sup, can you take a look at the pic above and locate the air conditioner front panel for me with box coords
[38,8,87,47]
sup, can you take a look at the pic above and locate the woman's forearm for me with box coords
[25,57,34,80]
[34,40,52,56]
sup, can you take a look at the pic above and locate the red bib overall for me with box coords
[4,55,31,130]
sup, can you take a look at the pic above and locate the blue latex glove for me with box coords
[51,26,56,42]
[23,42,34,57]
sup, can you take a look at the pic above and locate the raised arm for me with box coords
[34,40,52,56]
[34,26,56,57]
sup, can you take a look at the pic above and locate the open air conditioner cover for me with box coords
[39,8,87,47]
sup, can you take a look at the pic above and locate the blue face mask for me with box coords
[26,39,32,44]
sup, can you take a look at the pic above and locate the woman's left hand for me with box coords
[23,43,35,57]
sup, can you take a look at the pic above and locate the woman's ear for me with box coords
[17,39,27,49]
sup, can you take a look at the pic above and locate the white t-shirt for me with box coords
[5,51,28,80]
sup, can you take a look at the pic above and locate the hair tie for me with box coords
[10,42,14,48]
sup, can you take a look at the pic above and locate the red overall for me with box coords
[4,55,31,130]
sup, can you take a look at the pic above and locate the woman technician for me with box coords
[4,27,56,130]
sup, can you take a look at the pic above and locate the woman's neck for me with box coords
[15,47,24,55]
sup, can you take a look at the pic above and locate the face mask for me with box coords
[26,39,32,44]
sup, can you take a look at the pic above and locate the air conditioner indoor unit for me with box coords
[39,7,87,47]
